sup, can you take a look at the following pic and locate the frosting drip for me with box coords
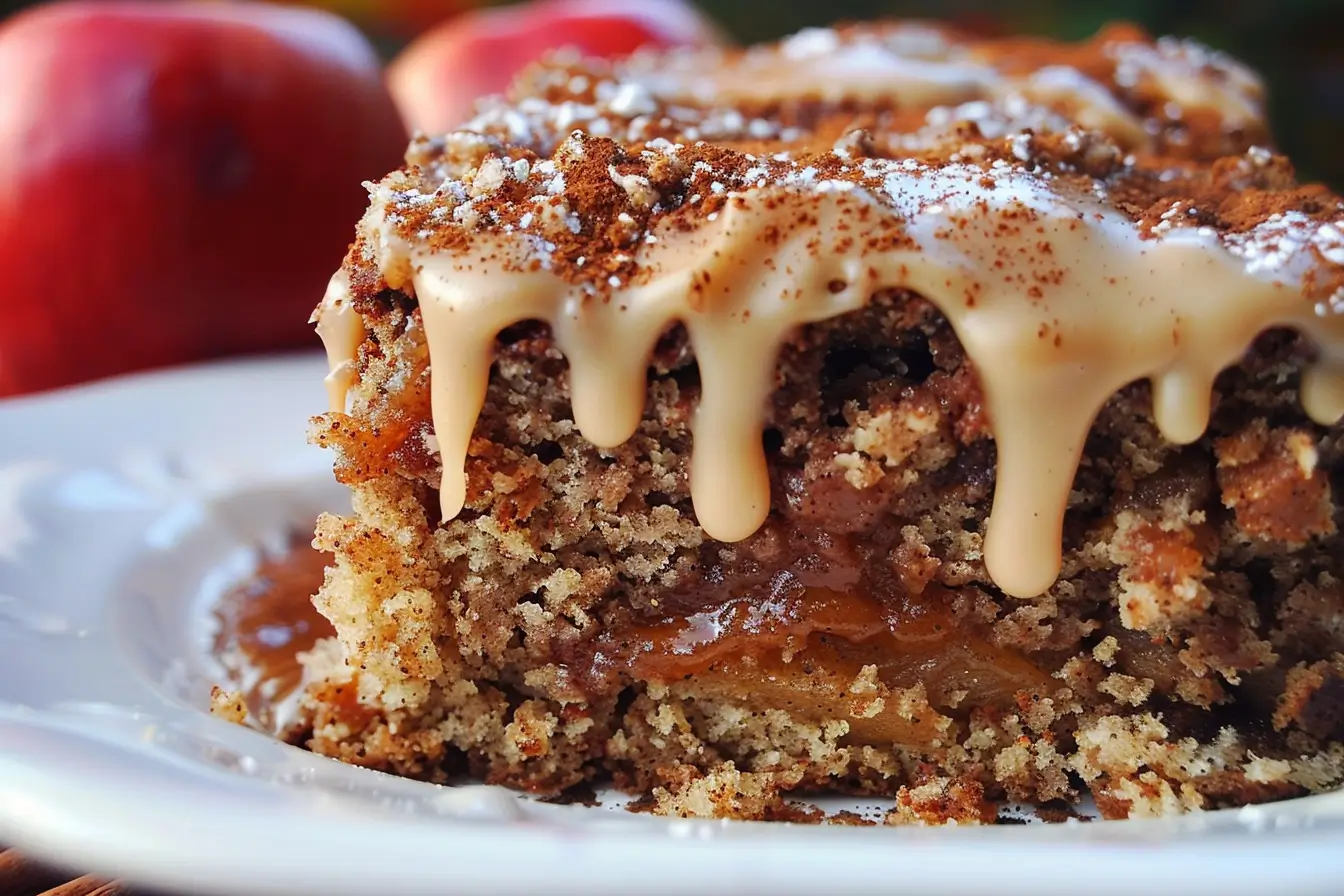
[311,271,364,413]
[345,158,1344,599]
[317,23,1344,600]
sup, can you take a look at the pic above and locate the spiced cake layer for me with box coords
[295,22,1344,822]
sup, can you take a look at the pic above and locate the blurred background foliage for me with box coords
[3,0,1340,186]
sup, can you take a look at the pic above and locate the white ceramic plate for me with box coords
[2,354,1344,895]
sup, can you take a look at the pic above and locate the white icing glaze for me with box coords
[613,25,1262,143]
[1108,36,1264,128]
[341,159,1344,598]
[311,271,364,414]
[1018,66,1148,148]
[315,25,1333,601]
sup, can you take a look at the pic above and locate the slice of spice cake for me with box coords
[298,22,1344,822]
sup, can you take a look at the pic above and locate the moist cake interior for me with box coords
[271,22,1344,823]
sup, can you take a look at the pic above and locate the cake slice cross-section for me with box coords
[299,22,1344,822]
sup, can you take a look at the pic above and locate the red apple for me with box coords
[296,0,482,38]
[387,0,725,135]
[0,1,409,397]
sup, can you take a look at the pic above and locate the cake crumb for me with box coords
[209,686,250,725]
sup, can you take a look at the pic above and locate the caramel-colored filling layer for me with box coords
[581,587,1047,747]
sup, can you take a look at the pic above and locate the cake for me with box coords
[295,21,1344,823]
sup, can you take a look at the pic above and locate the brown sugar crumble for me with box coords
[293,21,1344,823]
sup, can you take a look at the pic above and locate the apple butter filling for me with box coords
[568,581,1049,749]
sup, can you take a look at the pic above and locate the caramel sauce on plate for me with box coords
[581,586,1049,747]
[212,543,333,729]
